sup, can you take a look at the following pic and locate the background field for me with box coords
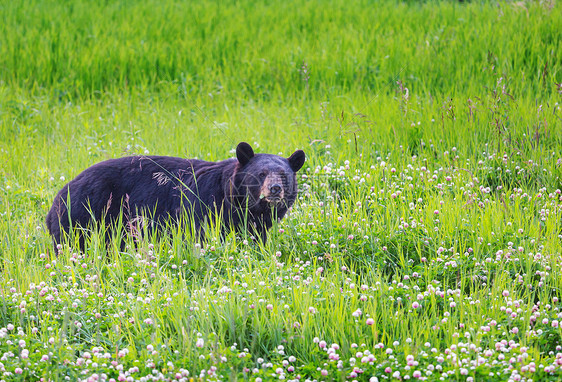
[1,0,562,381]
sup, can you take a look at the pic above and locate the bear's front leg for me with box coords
[258,225,268,245]
[248,217,270,245]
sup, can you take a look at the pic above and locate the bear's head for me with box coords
[229,142,305,215]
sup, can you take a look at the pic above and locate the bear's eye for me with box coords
[259,172,267,179]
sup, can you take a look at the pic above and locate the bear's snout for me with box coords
[260,173,286,203]
[269,184,282,196]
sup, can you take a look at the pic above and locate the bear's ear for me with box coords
[288,150,306,172]
[236,142,255,166]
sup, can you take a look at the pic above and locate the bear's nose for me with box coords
[269,184,282,196]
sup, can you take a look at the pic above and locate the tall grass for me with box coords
[1,0,561,98]
[0,0,562,380]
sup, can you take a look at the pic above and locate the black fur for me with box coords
[46,142,305,252]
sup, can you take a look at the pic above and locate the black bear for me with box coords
[46,142,305,252]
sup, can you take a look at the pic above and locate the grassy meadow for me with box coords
[1,0,562,380]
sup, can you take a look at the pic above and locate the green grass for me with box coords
[1,0,562,380]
